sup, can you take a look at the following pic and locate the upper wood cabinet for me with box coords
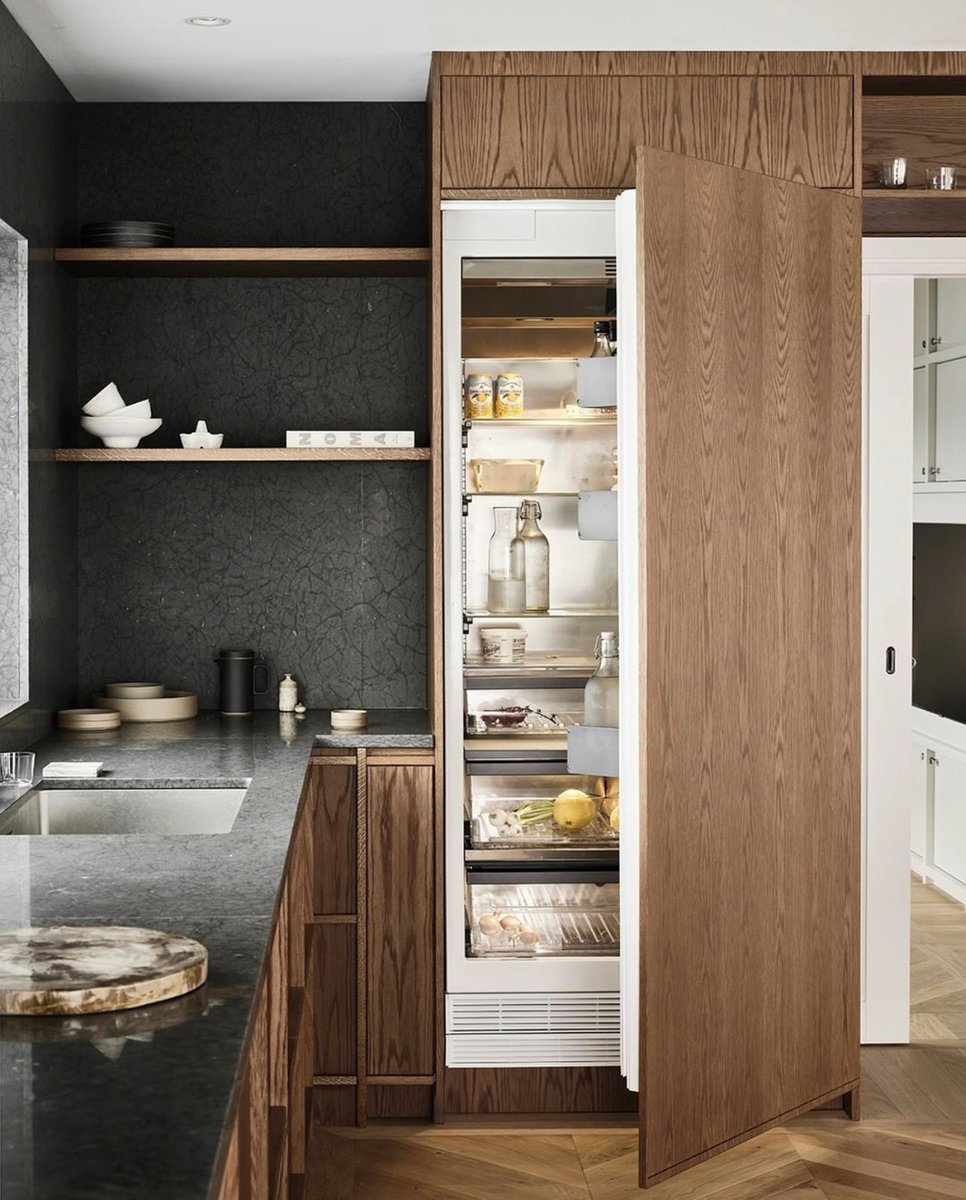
[440,74,853,191]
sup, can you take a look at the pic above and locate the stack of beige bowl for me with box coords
[57,708,121,732]
[96,683,199,723]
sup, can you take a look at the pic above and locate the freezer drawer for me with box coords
[466,880,620,958]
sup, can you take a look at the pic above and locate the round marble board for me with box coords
[0,925,208,1016]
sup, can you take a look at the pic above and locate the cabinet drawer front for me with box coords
[441,75,853,190]
[313,923,357,1077]
[310,763,357,914]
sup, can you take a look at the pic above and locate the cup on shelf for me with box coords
[879,158,908,189]
[926,165,958,191]
[82,381,126,416]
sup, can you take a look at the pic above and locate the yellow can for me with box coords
[464,373,494,419]
[495,373,524,418]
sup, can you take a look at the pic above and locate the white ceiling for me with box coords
[7,0,966,102]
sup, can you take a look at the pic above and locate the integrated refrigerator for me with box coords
[441,151,861,1187]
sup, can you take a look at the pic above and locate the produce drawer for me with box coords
[466,881,620,958]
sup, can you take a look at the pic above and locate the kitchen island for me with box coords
[0,709,432,1200]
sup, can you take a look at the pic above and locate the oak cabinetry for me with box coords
[214,749,437,1199]
[441,74,853,191]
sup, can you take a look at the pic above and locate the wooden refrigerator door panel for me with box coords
[440,75,852,190]
[636,147,861,1186]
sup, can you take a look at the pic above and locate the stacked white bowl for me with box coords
[81,382,162,448]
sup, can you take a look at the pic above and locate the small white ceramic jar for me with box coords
[279,673,298,712]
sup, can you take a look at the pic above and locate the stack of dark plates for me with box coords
[80,221,175,248]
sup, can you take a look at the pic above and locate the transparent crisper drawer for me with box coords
[467,773,618,849]
[466,882,619,958]
[465,686,584,737]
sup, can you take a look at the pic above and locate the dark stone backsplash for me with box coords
[77,462,427,709]
[76,276,427,446]
[0,0,78,735]
[77,102,427,247]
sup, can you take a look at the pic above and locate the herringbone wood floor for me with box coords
[308,880,966,1198]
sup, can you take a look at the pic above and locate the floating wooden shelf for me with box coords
[863,188,966,198]
[53,246,431,277]
[54,447,431,463]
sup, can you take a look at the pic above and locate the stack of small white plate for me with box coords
[57,708,122,732]
[330,709,368,731]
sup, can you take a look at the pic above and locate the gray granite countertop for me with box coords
[0,708,431,1200]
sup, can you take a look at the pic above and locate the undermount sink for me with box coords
[0,787,247,836]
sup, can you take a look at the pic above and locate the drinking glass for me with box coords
[926,165,958,191]
[0,753,13,783]
[12,753,34,784]
[879,158,908,188]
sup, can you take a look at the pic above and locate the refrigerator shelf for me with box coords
[467,882,620,958]
[465,608,619,620]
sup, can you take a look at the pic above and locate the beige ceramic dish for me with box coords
[469,458,544,494]
[330,709,368,730]
[57,708,122,731]
[95,691,199,723]
[105,682,165,699]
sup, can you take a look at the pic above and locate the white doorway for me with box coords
[864,238,966,1043]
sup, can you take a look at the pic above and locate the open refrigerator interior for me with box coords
[444,204,628,1069]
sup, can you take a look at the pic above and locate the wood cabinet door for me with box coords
[634,146,861,1186]
[441,75,852,191]
[366,763,435,1076]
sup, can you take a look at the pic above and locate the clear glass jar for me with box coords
[487,507,526,613]
[517,500,549,611]
[584,631,619,727]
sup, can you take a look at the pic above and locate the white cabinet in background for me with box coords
[913,367,930,483]
[932,743,966,888]
[914,278,930,356]
[911,736,929,864]
[934,356,966,482]
[936,278,966,353]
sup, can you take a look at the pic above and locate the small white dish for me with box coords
[105,682,164,699]
[82,382,126,417]
[180,420,224,449]
[81,415,162,449]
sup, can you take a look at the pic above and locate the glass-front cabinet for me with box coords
[443,205,623,1044]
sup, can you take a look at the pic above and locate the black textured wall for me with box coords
[0,0,77,746]
[74,102,428,710]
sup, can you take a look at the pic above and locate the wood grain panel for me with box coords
[368,1085,435,1120]
[442,76,852,190]
[287,776,314,992]
[268,883,289,1110]
[442,1067,636,1115]
[636,148,861,1185]
[861,52,966,75]
[53,447,430,463]
[54,246,430,277]
[863,195,966,236]
[311,1084,357,1126]
[308,763,357,914]
[366,765,435,1076]
[215,1115,241,1200]
[248,984,270,1200]
[434,51,856,76]
[312,923,357,1078]
[863,94,966,190]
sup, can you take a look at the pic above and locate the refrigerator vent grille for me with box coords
[447,992,619,1033]
[604,256,617,277]
[446,992,620,1064]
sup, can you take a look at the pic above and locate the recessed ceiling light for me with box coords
[184,16,231,26]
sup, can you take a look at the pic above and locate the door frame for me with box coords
[862,237,966,1043]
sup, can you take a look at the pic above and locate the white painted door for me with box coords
[913,367,929,483]
[911,736,929,865]
[935,278,966,352]
[933,744,966,886]
[863,269,914,1044]
[934,356,966,482]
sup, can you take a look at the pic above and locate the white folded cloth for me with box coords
[42,761,103,779]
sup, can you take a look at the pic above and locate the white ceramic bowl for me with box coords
[81,415,162,449]
[104,682,165,699]
[82,381,126,417]
[117,399,153,419]
[180,431,224,449]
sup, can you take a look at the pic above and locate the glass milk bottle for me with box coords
[487,507,526,613]
[584,632,619,727]
[517,500,549,611]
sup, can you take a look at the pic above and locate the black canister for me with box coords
[215,648,269,716]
